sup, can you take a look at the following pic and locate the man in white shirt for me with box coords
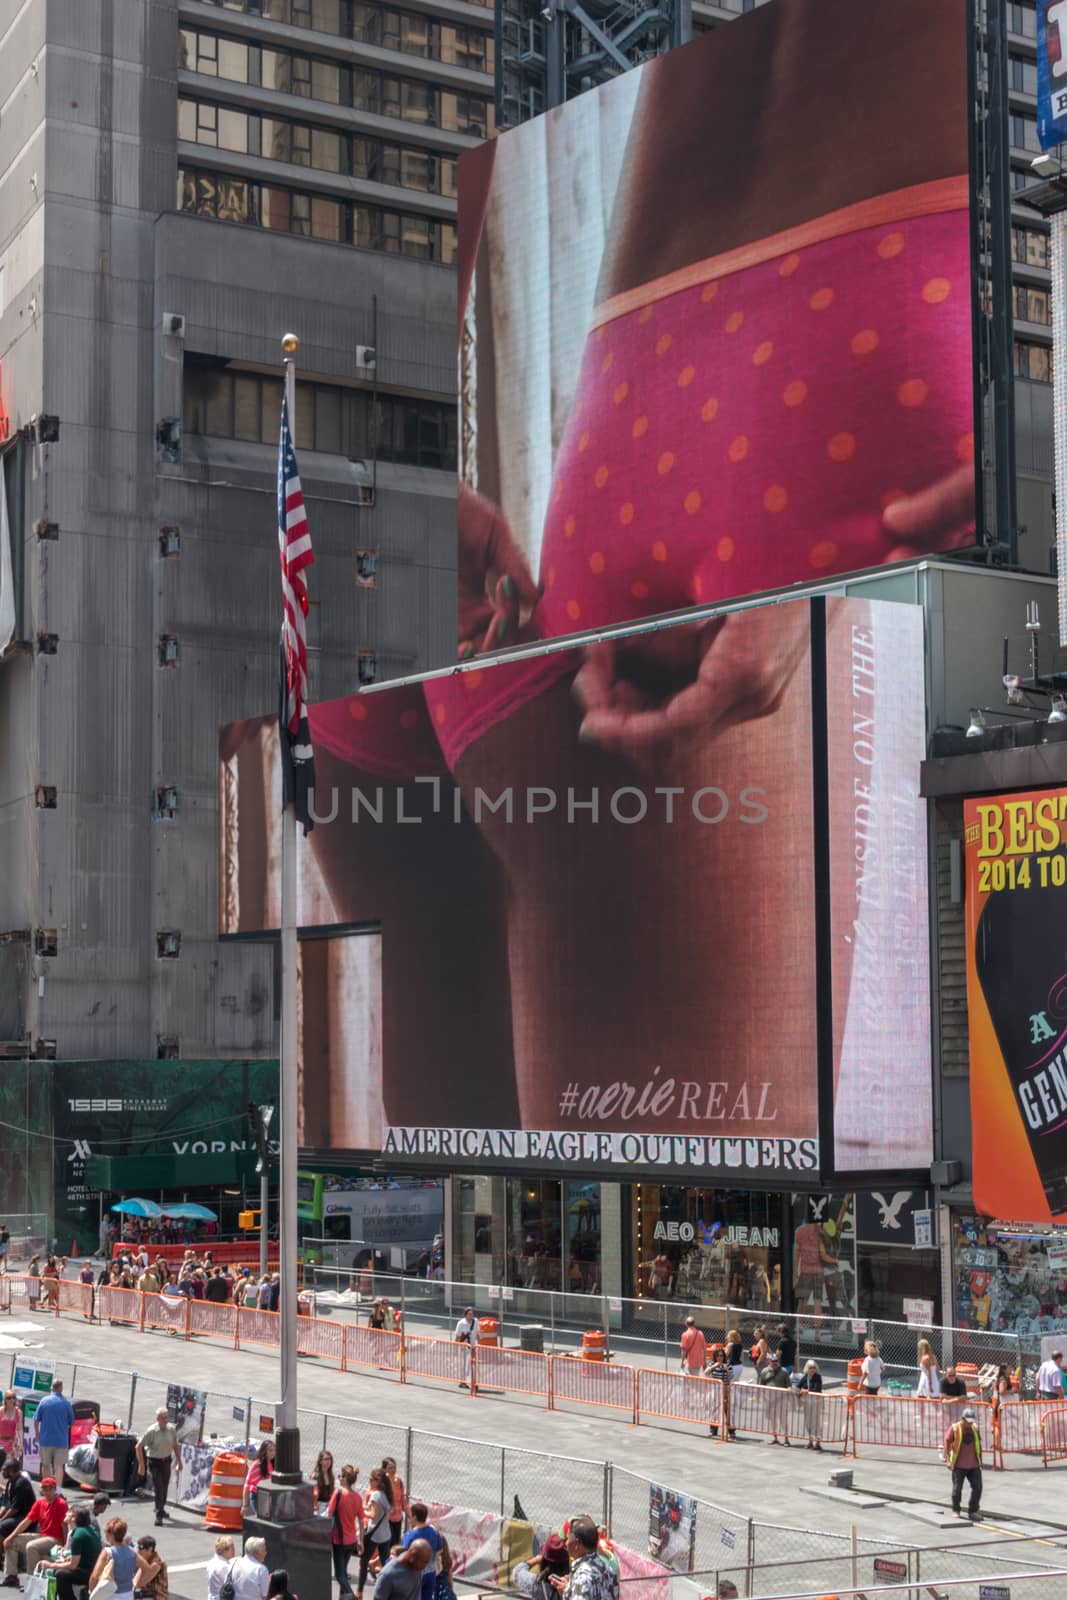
[206,1535,236,1600]
[229,1536,269,1600]
[454,1306,478,1389]
[1037,1350,1065,1402]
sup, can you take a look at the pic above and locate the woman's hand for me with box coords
[573,603,810,762]
[457,484,540,657]
[881,463,975,557]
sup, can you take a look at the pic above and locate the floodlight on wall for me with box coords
[1050,694,1067,724]
[965,708,986,738]
[29,414,60,445]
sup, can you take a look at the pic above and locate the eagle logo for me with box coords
[873,1191,911,1230]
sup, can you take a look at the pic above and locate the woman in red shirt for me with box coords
[329,1465,364,1599]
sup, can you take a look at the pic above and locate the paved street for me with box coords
[3,1306,1067,1599]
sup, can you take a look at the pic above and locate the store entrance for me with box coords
[453,1176,604,1299]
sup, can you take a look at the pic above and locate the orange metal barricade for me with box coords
[296,1315,344,1365]
[472,1344,550,1401]
[143,1293,190,1337]
[97,1285,145,1328]
[636,1368,723,1430]
[343,1324,404,1376]
[727,1383,848,1447]
[403,1331,469,1386]
[0,1276,42,1315]
[550,1355,637,1418]
[189,1299,238,1345]
[998,1397,1067,1460]
[847,1394,997,1462]
[57,1279,93,1320]
[236,1306,281,1349]
[1041,1406,1067,1466]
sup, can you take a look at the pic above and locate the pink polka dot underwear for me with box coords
[539,186,973,632]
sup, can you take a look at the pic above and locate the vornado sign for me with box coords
[652,1220,780,1247]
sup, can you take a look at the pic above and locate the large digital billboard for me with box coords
[220,596,930,1181]
[457,0,975,659]
[966,790,1067,1222]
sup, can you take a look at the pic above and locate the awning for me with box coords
[85,1149,261,1191]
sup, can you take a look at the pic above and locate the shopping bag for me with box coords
[23,1570,51,1600]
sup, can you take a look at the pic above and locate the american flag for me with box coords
[277,393,316,832]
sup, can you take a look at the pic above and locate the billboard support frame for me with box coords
[810,597,837,1187]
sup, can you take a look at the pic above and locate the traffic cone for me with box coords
[71,1240,79,1258]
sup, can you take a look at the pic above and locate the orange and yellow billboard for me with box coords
[965,790,1067,1221]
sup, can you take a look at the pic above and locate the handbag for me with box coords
[89,1561,116,1600]
[219,1562,237,1600]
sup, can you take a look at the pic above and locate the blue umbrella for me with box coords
[111,1198,164,1218]
[162,1203,217,1222]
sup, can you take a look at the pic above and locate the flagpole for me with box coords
[276,331,301,1481]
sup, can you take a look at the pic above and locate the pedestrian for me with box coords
[514,1534,569,1600]
[382,1457,407,1544]
[0,1395,22,1473]
[135,1407,180,1526]
[139,1266,160,1297]
[401,1504,444,1600]
[797,1359,823,1451]
[205,1270,229,1306]
[312,1450,335,1509]
[1036,1349,1066,1402]
[939,1366,968,1400]
[758,1353,792,1446]
[434,1543,455,1600]
[33,1379,74,1484]
[0,1229,10,1275]
[134,1533,168,1600]
[41,1258,59,1311]
[704,1346,735,1440]
[945,1406,983,1520]
[78,1261,95,1291]
[36,1503,100,1600]
[91,1495,110,1537]
[2,1476,69,1588]
[749,1326,768,1369]
[225,1537,269,1600]
[368,1300,388,1332]
[356,1468,394,1599]
[328,1465,364,1599]
[206,1535,236,1600]
[25,1261,39,1311]
[547,1517,618,1600]
[916,1337,941,1398]
[718,1327,741,1386]
[680,1317,707,1376]
[266,1570,297,1600]
[860,1341,883,1395]
[242,1441,275,1516]
[453,1307,478,1389]
[373,1541,432,1600]
[0,1465,33,1547]
[776,1322,797,1376]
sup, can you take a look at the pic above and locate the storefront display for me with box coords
[788,1193,858,1319]
[632,1186,786,1312]
[453,1175,604,1292]
[953,1213,1067,1334]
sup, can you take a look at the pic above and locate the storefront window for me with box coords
[953,1214,1067,1334]
[632,1185,783,1311]
[509,1179,563,1289]
[789,1193,857,1318]
[567,1181,601,1293]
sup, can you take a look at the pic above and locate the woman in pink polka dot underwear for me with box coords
[452,0,974,759]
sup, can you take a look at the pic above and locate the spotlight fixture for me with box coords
[1050,695,1067,724]
[965,708,985,738]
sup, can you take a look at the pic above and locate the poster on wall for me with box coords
[965,790,1067,1222]
[647,1485,696,1574]
[457,0,975,663]
[220,595,931,1183]
[167,1384,207,1445]
[13,1362,55,1478]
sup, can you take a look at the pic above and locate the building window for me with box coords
[180,27,494,133]
[1009,56,1038,95]
[1013,283,1052,325]
[183,361,457,470]
[1014,338,1051,382]
[1012,224,1049,268]
[1008,2,1037,40]
[197,0,495,57]
[178,164,456,261]
[1010,113,1041,153]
